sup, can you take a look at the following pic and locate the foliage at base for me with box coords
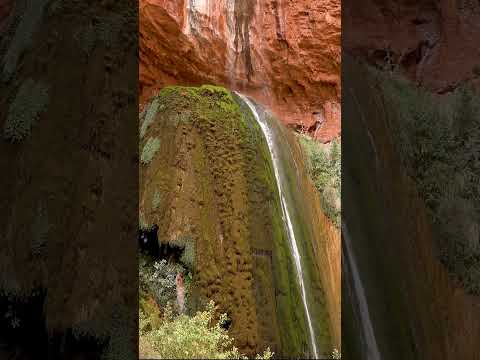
[139,301,273,359]
[299,135,341,227]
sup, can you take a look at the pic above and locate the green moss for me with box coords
[4,79,50,142]
[141,98,162,138]
[298,135,341,227]
[181,241,195,271]
[237,109,309,355]
[140,85,324,357]
[141,137,160,165]
[276,130,334,351]
[152,190,161,210]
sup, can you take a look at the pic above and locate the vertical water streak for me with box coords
[342,222,381,360]
[183,0,191,34]
[225,0,236,86]
[237,93,319,359]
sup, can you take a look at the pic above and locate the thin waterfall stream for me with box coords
[342,222,381,360]
[237,93,319,359]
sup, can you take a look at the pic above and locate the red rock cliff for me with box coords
[140,0,341,142]
[343,0,480,93]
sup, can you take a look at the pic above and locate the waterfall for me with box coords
[237,93,319,359]
[342,222,381,360]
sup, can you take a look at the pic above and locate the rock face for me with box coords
[139,86,338,357]
[343,0,480,93]
[343,56,480,360]
[343,3,480,358]
[140,0,341,142]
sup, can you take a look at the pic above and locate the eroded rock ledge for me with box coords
[139,0,341,142]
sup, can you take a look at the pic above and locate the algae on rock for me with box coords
[139,85,333,357]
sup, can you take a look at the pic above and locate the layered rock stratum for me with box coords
[140,0,341,142]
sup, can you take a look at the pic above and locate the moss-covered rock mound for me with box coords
[139,85,333,357]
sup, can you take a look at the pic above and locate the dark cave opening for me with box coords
[220,313,232,331]
[158,242,184,264]
[139,224,185,264]
[139,224,160,258]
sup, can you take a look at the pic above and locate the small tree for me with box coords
[139,301,273,359]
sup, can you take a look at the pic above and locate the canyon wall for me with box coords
[284,129,341,349]
[343,0,480,93]
[343,55,480,360]
[140,0,341,142]
[343,2,480,357]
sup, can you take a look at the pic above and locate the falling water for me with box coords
[225,0,237,87]
[342,222,381,360]
[237,93,319,359]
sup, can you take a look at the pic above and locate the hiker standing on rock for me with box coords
[175,272,185,314]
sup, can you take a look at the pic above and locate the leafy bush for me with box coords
[141,137,160,165]
[138,250,270,359]
[299,135,341,226]
[379,70,480,294]
[139,301,273,359]
[332,348,341,359]
[139,257,183,310]
[4,79,50,142]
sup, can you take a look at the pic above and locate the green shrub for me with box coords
[139,257,183,309]
[141,137,160,165]
[4,79,50,142]
[299,135,341,226]
[332,348,341,359]
[139,301,273,359]
[378,69,480,294]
